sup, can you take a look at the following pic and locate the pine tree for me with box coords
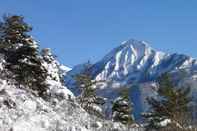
[112,87,134,125]
[144,73,192,130]
[75,63,105,117]
[0,15,48,96]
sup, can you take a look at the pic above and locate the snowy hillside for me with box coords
[0,45,134,131]
[0,51,137,131]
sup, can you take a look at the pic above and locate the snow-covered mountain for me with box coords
[89,39,197,83]
[65,39,197,121]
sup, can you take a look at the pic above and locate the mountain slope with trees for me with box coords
[0,15,139,131]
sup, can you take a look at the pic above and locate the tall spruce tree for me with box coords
[112,88,134,125]
[75,74,106,117]
[75,63,105,117]
[144,73,191,130]
[0,15,48,96]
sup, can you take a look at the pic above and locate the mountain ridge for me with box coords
[65,39,197,121]
[85,39,196,84]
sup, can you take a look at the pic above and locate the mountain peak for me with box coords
[121,39,150,49]
[88,38,195,83]
[103,39,154,63]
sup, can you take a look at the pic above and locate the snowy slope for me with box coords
[0,78,131,131]
[0,78,134,131]
[0,50,137,131]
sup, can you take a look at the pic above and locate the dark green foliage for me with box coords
[0,15,32,51]
[75,72,105,117]
[144,73,192,130]
[75,74,97,105]
[112,88,133,125]
[0,15,48,96]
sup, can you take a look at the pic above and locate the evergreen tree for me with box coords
[75,64,105,117]
[112,87,134,125]
[144,73,191,130]
[0,15,48,96]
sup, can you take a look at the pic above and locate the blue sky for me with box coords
[0,0,197,67]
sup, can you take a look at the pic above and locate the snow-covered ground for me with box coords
[0,78,144,131]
